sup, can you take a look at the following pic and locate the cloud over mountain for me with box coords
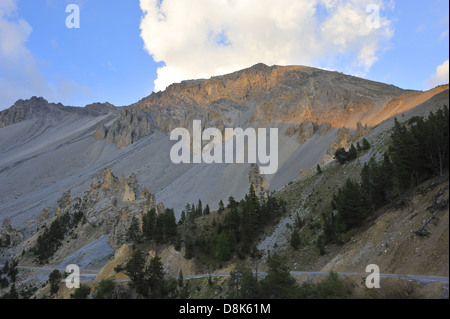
[425,59,450,89]
[139,0,394,92]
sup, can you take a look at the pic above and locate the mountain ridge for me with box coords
[102,63,412,149]
[1,63,415,148]
[0,65,448,224]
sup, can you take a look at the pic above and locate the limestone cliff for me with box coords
[286,119,332,144]
[99,64,407,149]
[22,168,164,258]
[79,168,162,248]
[94,108,152,149]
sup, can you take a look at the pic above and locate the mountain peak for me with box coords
[13,96,51,109]
[0,97,119,128]
[0,97,53,128]
[246,62,271,71]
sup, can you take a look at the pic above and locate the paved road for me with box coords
[182,271,449,285]
[0,263,98,281]
[2,263,448,285]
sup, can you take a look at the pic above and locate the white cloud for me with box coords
[0,0,91,109]
[0,1,52,109]
[424,60,449,89]
[139,0,394,92]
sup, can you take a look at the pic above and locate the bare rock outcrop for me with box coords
[326,122,372,158]
[286,120,332,144]
[354,122,371,139]
[0,218,23,248]
[327,127,353,156]
[94,122,108,140]
[55,190,71,216]
[249,164,270,199]
[297,120,316,144]
[95,108,152,149]
[39,208,50,222]
[34,168,162,251]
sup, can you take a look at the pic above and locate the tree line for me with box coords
[180,186,287,263]
[323,106,449,244]
[227,253,353,299]
[32,210,84,263]
[334,138,371,164]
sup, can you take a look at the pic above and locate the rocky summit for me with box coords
[93,64,407,149]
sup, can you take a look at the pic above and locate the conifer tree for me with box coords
[260,253,300,298]
[348,144,357,160]
[362,138,371,150]
[218,200,225,214]
[142,208,156,240]
[316,164,322,174]
[216,231,231,261]
[290,229,301,250]
[146,255,165,298]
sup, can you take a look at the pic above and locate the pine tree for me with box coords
[146,255,165,298]
[178,269,184,288]
[93,278,116,299]
[218,200,225,214]
[154,214,164,244]
[184,237,194,259]
[348,144,357,160]
[8,259,18,283]
[334,179,367,232]
[227,264,260,299]
[163,208,177,241]
[389,118,414,193]
[317,234,326,255]
[316,164,322,174]
[227,196,237,209]
[216,231,231,261]
[203,204,210,215]
[1,261,9,277]
[125,249,146,283]
[362,138,371,150]
[70,284,91,299]
[260,253,300,298]
[7,284,19,299]
[241,185,260,252]
[49,269,61,295]
[142,208,156,240]
[334,147,349,164]
[197,199,203,218]
[290,229,301,250]
[380,153,395,201]
[127,216,140,243]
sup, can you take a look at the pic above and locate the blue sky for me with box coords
[0,0,448,110]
